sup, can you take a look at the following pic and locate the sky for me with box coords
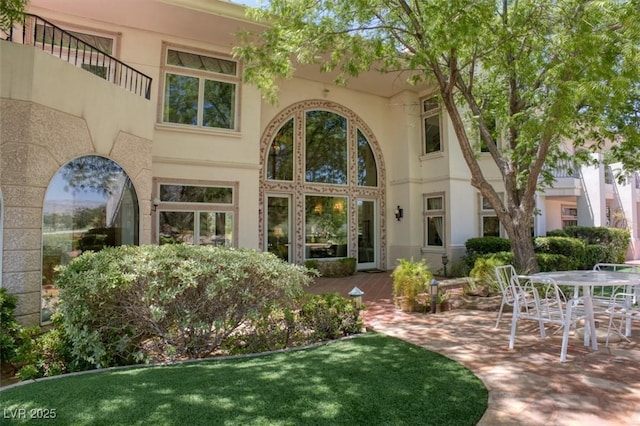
[230,0,265,8]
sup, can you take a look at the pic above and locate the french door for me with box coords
[266,195,292,262]
[357,199,378,270]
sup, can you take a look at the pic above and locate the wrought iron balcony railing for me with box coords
[3,13,152,99]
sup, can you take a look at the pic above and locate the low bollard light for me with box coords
[349,286,364,307]
[430,279,439,314]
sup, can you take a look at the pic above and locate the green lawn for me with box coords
[0,333,487,425]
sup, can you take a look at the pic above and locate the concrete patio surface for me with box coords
[308,272,640,426]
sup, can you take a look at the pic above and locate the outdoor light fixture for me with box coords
[349,286,364,307]
[430,279,439,314]
[394,205,403,221]
[151,197,160,213]
[442,253,449,277]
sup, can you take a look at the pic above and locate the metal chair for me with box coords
[593,263,639,306]
[494,265,518,328]
[508,275,587,362]
[605,292,640,346]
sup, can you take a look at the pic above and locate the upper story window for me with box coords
[562,204,578,228]
[421,97,442,154]
[305,110,348,184]
[357,129,377,187]
[267,119,294,181]
[161,46,239,131]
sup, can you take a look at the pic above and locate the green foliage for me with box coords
[535,253,577,272]
[299,293,363,340]
[310,257,357,277]
[534,236,586,259]
[236,0,640,273]
[55,245,314,368]
[465,237,512,256]
[0,0,27,32]
[0,288,20,363]
[391,258,432,311]
[563,226,630,264]
[469,257,506,293]
[15,316,80,380]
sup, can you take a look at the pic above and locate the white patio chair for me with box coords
[605,292,640,346]
[508,276,587,361]
[494,265,518,328]
[592,263,640,312]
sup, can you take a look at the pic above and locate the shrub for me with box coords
[391,258,432,311]
[534,236,586,259]
[299,293,363,340]
[469,257,506,293]
[535,253,576,272]
[563,226,630,264]
[0,288,20,364]
[309,257,357,277]
[55,245,314,368]
[465,237,512,255]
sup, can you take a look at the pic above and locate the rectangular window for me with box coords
[561,204,578,229]
[421,97,442,154]
[480,195,501,237]
[162,47,239,130]
[424,194,444,247]
[154,180,237,246]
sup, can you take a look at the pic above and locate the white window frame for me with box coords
[159,43,240,132]
[421,96,443,155]
[152,178,239,247]
[423,193,445,248]
[479,195,502,237]
[561,204,578,228]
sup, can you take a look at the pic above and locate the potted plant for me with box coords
[391,258,432,312]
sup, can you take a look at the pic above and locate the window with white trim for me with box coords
[480,195,501,237]
[424,194,445,247]
[154,180,237,247]
[161,46,239,130]
[421,97,442,154]
[561,205,578,228]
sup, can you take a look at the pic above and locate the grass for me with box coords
[0,333,487,425]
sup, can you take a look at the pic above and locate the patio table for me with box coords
[532,270,640,362]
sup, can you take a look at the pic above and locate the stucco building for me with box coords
[2,0,639,325]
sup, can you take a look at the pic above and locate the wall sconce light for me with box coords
[394,205,403,221]
[151,197,160,212]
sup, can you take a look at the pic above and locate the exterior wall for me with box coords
[0,42,154,324]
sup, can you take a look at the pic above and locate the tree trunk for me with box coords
[503,216,538,273]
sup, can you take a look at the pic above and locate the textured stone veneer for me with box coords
[0,99,152,325]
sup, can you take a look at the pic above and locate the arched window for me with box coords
[42,155,139,323]
[261,101,385,269]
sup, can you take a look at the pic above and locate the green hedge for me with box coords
[55,245,314,368]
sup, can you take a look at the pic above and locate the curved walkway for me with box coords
[309,273,640,425]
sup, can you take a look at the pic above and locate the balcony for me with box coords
[2,13,151,99]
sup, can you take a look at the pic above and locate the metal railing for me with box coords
[3,13,152,99]
[546,159,581,179]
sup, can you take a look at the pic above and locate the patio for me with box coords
[308,272,640,425]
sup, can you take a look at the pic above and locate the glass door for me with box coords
[357,199,377,270]
[266,195,291,262]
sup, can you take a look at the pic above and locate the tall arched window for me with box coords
[42,155,139,323]
[261,101,386,270]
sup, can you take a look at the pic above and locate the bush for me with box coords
[469,257,506,293]
[534,236,586,259]
[535,253,576,272]
[465,237,512,255]
[0,288,20,364]
[391,258,432,311]
[55,245,314,368]
[15,315,82,380]
[307,257,357,277]
[299,293,363,340]
[563,226,630,265]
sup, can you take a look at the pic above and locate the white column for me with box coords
[578,154,606,226]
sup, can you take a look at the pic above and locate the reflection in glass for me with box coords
[427,217,444,246]
[199,212,233,246]
[305,195,348,259]
[160,185,233,204]
[42,156,139,323]
[203,79,235,129]
[483,216,500,237]
[159,211,195,244]
[164,73,199,125]
[267,197,290,261]
[424,114,441,153]
[305,111,347,184]
[358,200,375,263]
[267,119,294,181]
[357,130,377,187]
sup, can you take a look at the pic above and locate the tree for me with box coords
[234,0,640,272]
[0,0,27,33]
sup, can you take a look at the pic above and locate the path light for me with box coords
[430,279,439,314]
[349,286,364,307]
[442,253,449,277]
